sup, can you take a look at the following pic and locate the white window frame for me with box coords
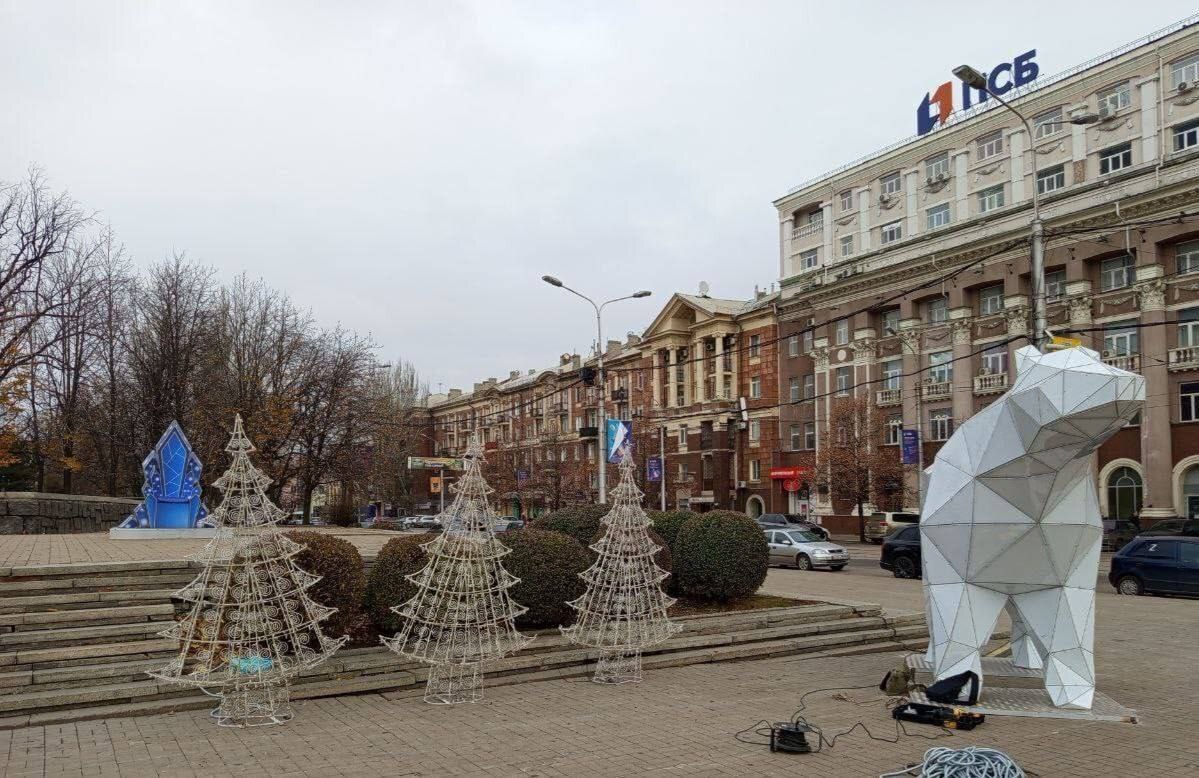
[1097,82,1131,115]
[1179,309,1199,348]
[926,203,951,230]
[801,249,818,270]
[750,375,761,399]
[790,423,802,451]
[979,284,1005,315]
[978,184,1005,214]
[802,330,814,353]
[840,234,854,257]
[677,425,688,448]
[928,350,953,384]
[881,220,903,245]
[1037,165,1065,195]
[1174,119,1199,153]
[925,152,950,181]
[981,345,1007,375]
[803,422,816,450]
[1099,143,1132,175]
[976,130,1004,160]
[885,414,903,446]
[749,420,761,443]
[749,334,761,357]
[1103,322,1138,357]
[1045,269,1066,301]
[1172,53,1199,89]
[926,297,948,323]
[835,366,851,395]
[835,318,849,345]
[882,309,900,336]
[881,359,902,390]
[839,189,855,211]
[929,411,954,441]
[1178,241,1199,276]
[789,376,800,402]
[1033,107,1063,139]
[880,172,902,196]
[1099,255,1133,291]
[788,334,799,357]
[803,374,815,399]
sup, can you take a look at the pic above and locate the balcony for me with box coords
[973,372,1009,395]
[1168,347,1199,371]
[1103,354,1141,372]
[791,218,823,240]
[578,426,599,439]
[876,388,901,407]
[922,381,952,400]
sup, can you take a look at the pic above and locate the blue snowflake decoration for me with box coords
[119,421,210,529]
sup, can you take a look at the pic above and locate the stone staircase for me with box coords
[0,560,929,729]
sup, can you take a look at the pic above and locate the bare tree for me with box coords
[363,359,430,512]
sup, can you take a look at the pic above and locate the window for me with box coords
[882,359,902,390]
[1179,241,1199,276]
[1178,308,1199,348]
[1037,164,1066,195]
[1173,53,1199,88]
[749,420,761,443]
[1174,119,1199,153]
[1107,466,1143,520]
[1103,321,1138,356]
[928,350,953,384]
[788,334,799,357]
[802,330,814,353]
[790,423,802,451]
[840,189,854,211]
[925,152,950,181]
[1045,269,1066,301]
[1033,107,1063,139]
[678,425,688,447]
[835,366,851,395]
[880,172,902,196]
[978,185,1005,213]
[881,309,901,336]
[1097,82,1131,114]
[749,459,761,482]
[800,249,818,271]
[840,235,854,257]
[1182,382,1199,422]
[978,284,1005,315]
[976,130,1004,160]
[1099,255,1133,291]
[926,297,948,323]
[803,374,815,399]
[789,376,800,402]
[1099,142,1132,175]
[926,203,951,230]
[750,376,761,399]
[929,411,954,441]
[886,414,903,445]
[749,334,761,357]
[835,318,849,345]
[981,344,1007,375]
[803,422,816,450]
[881,220,903,245]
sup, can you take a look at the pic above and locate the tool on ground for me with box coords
[891,701,984,731]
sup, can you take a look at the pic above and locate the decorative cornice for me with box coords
[1067,294,1094,323]
[1136,279,1166,312]
[951,319,974,345]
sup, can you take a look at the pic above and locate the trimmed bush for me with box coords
[502,529,591,628]
[591,525,674,592]
[648,510,697,553]
[535,504,610,548]
[364,533,436,634]
[673,511,769,602]
[284,530,372,645]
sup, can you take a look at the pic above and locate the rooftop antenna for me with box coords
[698,280,710,297]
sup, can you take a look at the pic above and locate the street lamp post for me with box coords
[542,276,651,503]
[952,66,1098,350]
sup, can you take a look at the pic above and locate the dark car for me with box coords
[1109,536,1199,596]
[756,513,830,540]
[1102,519,1139,551]
[1137,518,1199,537]
[879,525,921,579]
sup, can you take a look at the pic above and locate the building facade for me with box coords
[774,19,1199,525]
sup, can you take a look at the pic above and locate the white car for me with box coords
[763,528,850,571]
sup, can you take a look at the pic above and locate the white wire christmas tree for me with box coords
[562,450,680,684]
[380,433,532,704]
[148,414,347,726]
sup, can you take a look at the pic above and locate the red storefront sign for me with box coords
[783,478,802,493]
[770,466,813,480]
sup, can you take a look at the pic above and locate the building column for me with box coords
[715,334,727,399]
[821,202,834,265]
[899,326,922,512]
[781,215,795,278]
[1066,282,1094,350]
[1009,126,1027,203]
[694,337,706,402]
[811,344,831,514]
[952,150,970,220]
[651,350,662,408]
[1139,76,1159,164]
[667,348,678,408]
[856,187,872,254]
[950,319,974,426]
[904,169,920,239]
[1137,264,1173,519]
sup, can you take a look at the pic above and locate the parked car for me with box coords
[1102,519,1139,551]
[1137,518,1199,537]
[865,511,920,544]
[1109,536,1199,596]
[409,515,443,530]
[493,519,525,533]
[756,513,830,540]
[879,524,921,579]
[763,528,849,571]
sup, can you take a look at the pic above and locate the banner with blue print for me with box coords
[606,419,632,463]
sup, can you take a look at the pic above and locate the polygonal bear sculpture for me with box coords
[920,345,1144,709]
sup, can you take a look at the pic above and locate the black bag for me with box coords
[924,670,980,705]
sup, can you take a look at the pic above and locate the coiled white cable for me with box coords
[879,745,1025,778]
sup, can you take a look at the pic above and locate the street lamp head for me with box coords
[541,275,564,287]
[1070,113,1101,126]
[633,290,652,298]
[952,64,988,91]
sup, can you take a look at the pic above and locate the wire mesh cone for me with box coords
[562,454,680,682]
[149,414,345,726]
[380,434,532,704]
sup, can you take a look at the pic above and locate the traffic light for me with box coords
[581,366,598,385]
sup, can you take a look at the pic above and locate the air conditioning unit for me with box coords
[937,172,948,182]
[1180,81,1194,93]
[1102,350,1113,358]
[978,367,991,376]
[1097,104,1115,120]
[878,193,892,205]
[737,481,748,489]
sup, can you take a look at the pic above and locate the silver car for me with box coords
[764,528,850,571]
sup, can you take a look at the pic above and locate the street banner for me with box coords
[606,418,632,463]
[901,429,920,464]
[517,469,529,484]
[408,456,464,471]
[429,476,441,494]
[647,456,662,483]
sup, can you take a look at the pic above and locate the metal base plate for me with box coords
[908,688,1138,723]
[906,655,1043,688]
[108,527,221,539]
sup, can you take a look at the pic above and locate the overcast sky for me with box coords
[2,1,1195,390]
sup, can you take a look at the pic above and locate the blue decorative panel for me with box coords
[119,421,210,530]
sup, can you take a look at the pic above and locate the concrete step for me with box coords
[0,573,194,596]
[0,621,167,650]
[0,637,178,671]
[0,604,176,631]
[0,589,178,615]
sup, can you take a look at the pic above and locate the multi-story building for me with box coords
[427,290,782,517]
[773,18,1199,531]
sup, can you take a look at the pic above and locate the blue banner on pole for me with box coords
[901,429,920,464]
[607,419,632,463]
[647,456,662,483]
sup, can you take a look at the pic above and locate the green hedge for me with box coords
[284,531,372,645]
[591,525,674,592]
[648,510,697,553]
[364,533,436,634]
[502,529,591,628]
[673,511,769,602]
[535,504,610,548]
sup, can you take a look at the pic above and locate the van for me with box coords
[865,511,920,544]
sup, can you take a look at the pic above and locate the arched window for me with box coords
[1107,466,1143,520]
[746,496,764,519]
[1182,466,1199,519]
